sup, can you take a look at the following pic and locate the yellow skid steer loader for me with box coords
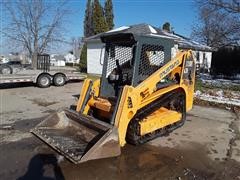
[31,32,196,164]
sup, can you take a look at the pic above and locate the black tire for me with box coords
[37,74,51,88]
[53,73,66,86]
[0,65,13,74]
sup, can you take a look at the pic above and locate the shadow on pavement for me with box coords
[0,82,35,89]
[70,105,77,111]
[17,154,65,180]
[72,94,80,99]
[0,80,82,89]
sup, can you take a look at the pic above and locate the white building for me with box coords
[0,55,9,63]
[64,52,79,64]
[85,24,212,75]
[50,54,65,66]
[86,39,105,75]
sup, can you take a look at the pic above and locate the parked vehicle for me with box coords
[0,55,86,88]
[0,60,31,74]
[32,32,196,164]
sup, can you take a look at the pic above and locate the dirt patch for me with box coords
[0,130,32,143]
[30,98,59,107]
[0,117,45,132]
[227,109,240,162]
[0,117,45,144]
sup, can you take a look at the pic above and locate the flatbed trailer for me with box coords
[0,66,86,88]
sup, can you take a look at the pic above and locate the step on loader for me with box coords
[31,32,196,164]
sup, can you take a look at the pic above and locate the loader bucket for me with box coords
[31,109,121,164]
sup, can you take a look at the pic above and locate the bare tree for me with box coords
[202,0,240,14]
[192,0,240,48]
[71,37,83,59]
[2,0,69,69]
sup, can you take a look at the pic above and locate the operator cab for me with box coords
[100,33,136,98]
[99,33,175,99]
[90,33,177,123]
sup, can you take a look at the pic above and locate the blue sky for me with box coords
[68,0,197,38]
[1,0,198,54]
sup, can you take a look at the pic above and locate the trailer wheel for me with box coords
[53,73,66,86]
[0,65,12,74]
[37,74,51,88]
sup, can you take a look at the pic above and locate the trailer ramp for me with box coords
[31,109,120,164]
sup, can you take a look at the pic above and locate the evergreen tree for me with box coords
[80,44,87,72]
[81,0,92,72]
[93,0,108,34]
[81,0,114,72]
[84,0,94,37]
[104,0,114,30]
[162,22,171,32]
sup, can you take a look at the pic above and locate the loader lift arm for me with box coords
[136,51,186,106]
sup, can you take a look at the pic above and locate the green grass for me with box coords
[195,79,204,91]
[228,85,240,91]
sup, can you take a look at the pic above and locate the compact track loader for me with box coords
[31,32,196,164]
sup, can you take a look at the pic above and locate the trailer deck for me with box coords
[0,67,86,87]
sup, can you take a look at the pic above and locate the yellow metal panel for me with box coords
[135,51,185,100]
[139,84,180,109]
[115,51,192,146]
[187,51,196,111]
[114,86,138,147]
[179,51,195,111]
[139,107,182,136]
[91,79,100,97]
[76,79,92,112]
[83,79,100,115]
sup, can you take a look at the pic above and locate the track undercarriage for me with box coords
[126,89,186,145]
